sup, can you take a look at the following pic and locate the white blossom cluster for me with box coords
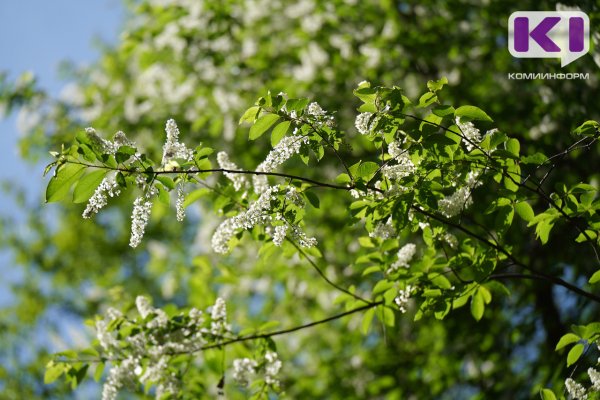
[355,112,380,135]
[284,186,304,207]
[382,153,415,181]
[566,377,588,399]
[455,117,482,152]
[97,296,220,400]
[438,171,481,218]
[129,187,157,248]
[264,351,282,386]
[369,218,396,240]
[388,243,417,273]
[289,223,317,248]
[217,151,248,191]
[176,183,186,222]
[305,102,335,128]
[210,297,231,336]
[272,225,288,246]
[563,367,600,400]
[232,358,257,386]
[253,133,308,194]
[85,128,135,155]
[211,185,278,253]
[83,175,121,219]
[589,367,600,391]
[161,119,194,166]
[231,351,282,389]
[102,356,138,400]
[394,285,414,313]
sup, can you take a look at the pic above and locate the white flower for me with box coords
[289,224,317,248]
[455,117,482,152]
[96,320,118,353]
[217,151,248,191]
[85,127,119,154]
[211,186,278,253]
[83,175,121,218]
[102,357,138,400]
[136,296,154,319]
[588,368,600,390]
[394,285,414,313]
[129,190,155,248]
[176,183,185,222]
[438,172,481,218]
[307,102,326,117]
[443,233,458,249]
[355,112,379,135]
[273,225,288,246]
[369,218,395,240]
[232,358,257,386]
[253,134,307,194]
[140,356,168,384]
[565,377,587,400]
[161,119,193,166]
[438,186,472,218]
[389,243,416,273]
[210,297,231,335]
[382,151,415,181]
[264,351,282,386]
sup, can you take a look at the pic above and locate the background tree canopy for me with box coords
[1,0,600,398]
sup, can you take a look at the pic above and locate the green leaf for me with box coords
[427,76,448,93]
[429,273,452,289]
[566,343,584,366]
[239,106,260,124]
[46,163,86,203]
[156,176,175,190]
[357,161,379,180]
[573,120,599,136]
[589,270,600,284]
[73,170,107,203]
[362,307,375,335]
[183,188,210,208]
[94,362,105,382]
[536,219,554,245]
[418,92,437,107]
[506,138,520,157]
[514,201,534,222]
[271,120,291,147]
[555,333,580,350]
[470,289,484,321]
[455,105,493,122]
[249,113,280,140]
[304,191,320,209]
[539,388,557,400]
[115,145,136,164]
[44,361,65,384]
[372,280,394,295]
[285,98,309,113]
[521,152,548,165]
[432,105,455,118]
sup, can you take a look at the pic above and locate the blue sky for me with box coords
[0,1,124,305]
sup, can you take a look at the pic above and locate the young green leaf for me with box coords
[566,343,584,366]
[73,170,107,203]
[555,333,580,350]
[46,163,86,203]
[249,114,280,140]
[539,388,557,400]
[455,105,493,122]
[514,201,534,222]
[470,289,485,321]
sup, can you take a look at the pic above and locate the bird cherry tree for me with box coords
[42,79,600,399]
